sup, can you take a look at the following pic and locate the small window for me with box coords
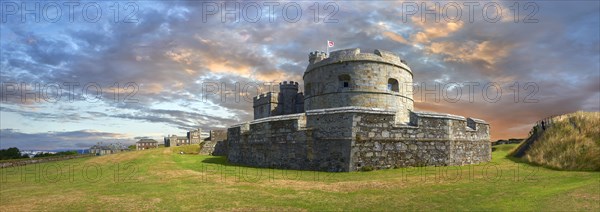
[388,78,399,92]
[338,74,351,88]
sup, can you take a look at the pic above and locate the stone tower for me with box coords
[278,81,300,115]
[252,82,304,120]
[304,48,414,123]
[253,92,278,119]
[188,128,202,144]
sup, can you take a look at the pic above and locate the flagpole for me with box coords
[326,40,329,56]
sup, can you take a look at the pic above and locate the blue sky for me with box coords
[1,0,599,150]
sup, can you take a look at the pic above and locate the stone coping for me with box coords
[467,117,488,124]
[228,108,488,129]
[247,113,305,124]
[411,111,467,121]
[412,111,489,124]
[306,106,397,115]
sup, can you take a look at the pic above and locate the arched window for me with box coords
[338,74,351,88]
[388,78,399,92]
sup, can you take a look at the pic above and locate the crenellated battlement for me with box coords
[309,51,328,64]
[306,48,410,73]
[279,81,300,90]
[252,81,305,120]
[253,92,277,105]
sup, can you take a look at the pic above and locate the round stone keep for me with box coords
[303,48,414,123]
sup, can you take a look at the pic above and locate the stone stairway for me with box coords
[512,130,540,158]
[512,115,562,158]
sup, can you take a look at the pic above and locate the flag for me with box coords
[328,40,334,47]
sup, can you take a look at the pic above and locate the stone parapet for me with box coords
[306,48,411,75]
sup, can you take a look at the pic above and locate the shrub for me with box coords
[359,166,374,172]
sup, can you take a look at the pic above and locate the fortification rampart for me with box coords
[227,48,491,172]
[227,108,490,172]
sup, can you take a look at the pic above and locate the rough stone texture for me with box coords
[226,48,491,172]
[304,48,413,124]
[349,110,490,170]
[199,129,228,156]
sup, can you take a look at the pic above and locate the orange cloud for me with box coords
[383,31,410,44]
[410,16,464,44]
[165,46,296,83]
[165,49,195,65]
[427,41,512,69]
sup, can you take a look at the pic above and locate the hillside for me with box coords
[517,111,600,171]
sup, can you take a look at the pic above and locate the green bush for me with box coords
[359,166,374,172]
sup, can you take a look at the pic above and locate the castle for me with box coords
[164,128,207,147]
[224,48,491,172]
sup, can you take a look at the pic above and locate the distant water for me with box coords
[20,149,90,156]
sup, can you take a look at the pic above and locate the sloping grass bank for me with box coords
[522,111,600,171]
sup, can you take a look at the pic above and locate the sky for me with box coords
[0,0,599,150]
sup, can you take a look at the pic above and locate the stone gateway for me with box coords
[226,48,491,172]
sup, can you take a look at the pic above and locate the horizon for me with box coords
[1,1,599,150]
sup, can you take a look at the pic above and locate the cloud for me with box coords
[0,129,133,150]
[427,40,513,70]
[0,0,598,151]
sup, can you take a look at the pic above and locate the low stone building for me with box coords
[225,48,491,172]
[164,128,208,147]
[188,128,203,144]
[89,143,128,156]
[164,135,188,147]
[136,139,159,150]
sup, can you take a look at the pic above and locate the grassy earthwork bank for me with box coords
[519,111,600,171]
[0,144,598,211]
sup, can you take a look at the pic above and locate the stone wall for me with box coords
[227,114,351,172]
[0,154,93,169]
[226,108,491,172]
[349,110,490,171]
[199,129,228,156]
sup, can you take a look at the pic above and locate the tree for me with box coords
[0,147,24,160]
[33,150,77,158]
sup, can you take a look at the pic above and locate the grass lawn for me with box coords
[1,144,598,211]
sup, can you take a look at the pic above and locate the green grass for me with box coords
[521,111,600,171]
[1,145,598,211]
[171,144,201,154]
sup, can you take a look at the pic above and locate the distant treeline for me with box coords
[0,147,78,160]
[33,151,77,158]
[0,147,29,160]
